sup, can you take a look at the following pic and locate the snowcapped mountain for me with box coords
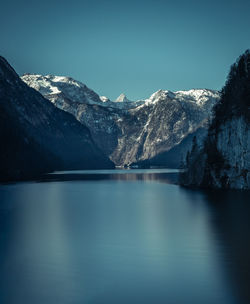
[115,93,133,103]
[22,74,106,105]
[22,74,220,167]
[22,74,144,110]
[112,88,219,167]
[0,57,113,181]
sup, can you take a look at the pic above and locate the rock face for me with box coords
[115,93,132,103]
[180,50,250,189]
[22,74,220,168]
[0,57,114,181]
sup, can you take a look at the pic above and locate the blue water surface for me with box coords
[0,170,249,304]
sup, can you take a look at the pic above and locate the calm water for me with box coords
[0,170,250,304]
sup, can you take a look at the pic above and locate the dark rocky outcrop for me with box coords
[180,50,250,189]
[0,56,114,181]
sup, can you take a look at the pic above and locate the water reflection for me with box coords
[42,169,179,184]
[49,169,180,175]
[0,172,249,304]
[203,190,250,304]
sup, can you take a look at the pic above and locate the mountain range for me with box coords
[3,52,248,189]
[22,74,220,168]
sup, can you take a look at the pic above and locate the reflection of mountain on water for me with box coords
[182,188,250,304]
[40,171,179,184]
[109,173,178,184]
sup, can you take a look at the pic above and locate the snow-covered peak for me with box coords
[150,89,167,100]
[175,89,219,106]
[138,88,220,108]
[139,88,219,108]
[22,74,220,112]
[143,90,176,105]
[115,93,132,103]
[21,74,103,105]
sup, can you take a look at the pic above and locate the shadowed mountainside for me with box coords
[0,56,114,181]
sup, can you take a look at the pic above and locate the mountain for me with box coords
[0,57,114,181]
[115,93,133,103]
[22,74,220,168]
[180,50,250,189]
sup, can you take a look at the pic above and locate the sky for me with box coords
[1,0,250,100]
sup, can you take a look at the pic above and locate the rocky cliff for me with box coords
[180,50,250,189]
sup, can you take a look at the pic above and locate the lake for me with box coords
[0,169,249,304]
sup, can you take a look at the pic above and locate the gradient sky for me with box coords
[1,0,250,100]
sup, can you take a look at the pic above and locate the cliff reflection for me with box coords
[183,188,250,304]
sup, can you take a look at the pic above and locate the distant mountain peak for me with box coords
[115,93,132,103]
[21,73,102,105]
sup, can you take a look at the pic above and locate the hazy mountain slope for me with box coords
[22,74,220,168]
[111,89,218,166]
[0,102,58,181]
[0,57,113,181]
[180,50,250,189]
[133,126,208,168]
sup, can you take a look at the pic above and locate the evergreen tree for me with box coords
[211,49,250,130]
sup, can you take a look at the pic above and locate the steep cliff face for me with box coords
[110,90,216,166]
[180,50,250,189]
[22,74,220,167]
[0,57,114,181]
[211,117,250,188]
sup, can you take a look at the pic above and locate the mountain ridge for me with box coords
[22,73,220,167]
[0,57,114,181]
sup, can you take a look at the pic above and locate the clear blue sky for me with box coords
[1,0,250,100]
